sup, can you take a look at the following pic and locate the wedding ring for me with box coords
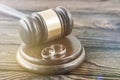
[41,47,54,59]
[51,44,66,57]
[41,44,66,59]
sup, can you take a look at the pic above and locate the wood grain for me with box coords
[0,0,120,80]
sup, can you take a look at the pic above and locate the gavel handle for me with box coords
[0,4,27,19]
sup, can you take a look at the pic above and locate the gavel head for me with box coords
[19,7,73,46]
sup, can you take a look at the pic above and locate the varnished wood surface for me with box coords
[0,0,120,80]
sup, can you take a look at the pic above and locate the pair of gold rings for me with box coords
[41,44,66,59]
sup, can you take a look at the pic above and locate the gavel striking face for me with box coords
[19,7,73,46]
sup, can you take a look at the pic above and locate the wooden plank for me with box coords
[0,44,119,79]
[1,0,120,16]
[0,71,99,80]
[0,0,120,79]
[1,27,120,49]
[0,0,120,11]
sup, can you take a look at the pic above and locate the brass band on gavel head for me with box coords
[19,7,73,46]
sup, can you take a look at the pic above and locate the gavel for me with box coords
[0,4,73,46]
[0,4,85,74]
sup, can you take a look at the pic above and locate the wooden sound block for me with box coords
[16,35,85,74]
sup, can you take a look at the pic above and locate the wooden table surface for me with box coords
[0,0,120,80]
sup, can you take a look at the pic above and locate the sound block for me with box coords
[16,35,85,74]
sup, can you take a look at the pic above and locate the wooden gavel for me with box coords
[0,4,85,74]
[0,4,73,46]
